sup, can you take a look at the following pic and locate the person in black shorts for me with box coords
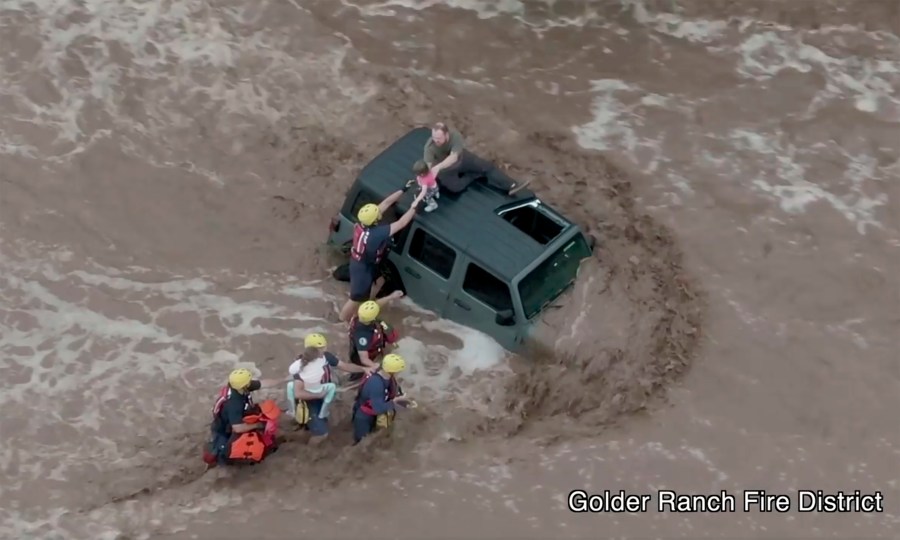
[339,188,425,321]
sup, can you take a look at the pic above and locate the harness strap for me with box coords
[349,319,387,358]
[356,374,399,416]
[351,223,389,263]
[351,224,367,261]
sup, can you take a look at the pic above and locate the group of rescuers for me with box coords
[204,123,529,467]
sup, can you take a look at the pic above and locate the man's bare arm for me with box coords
[355,350,379,369]
[231,422,264,433]
[432,151,460,174]
[375,290,404,307]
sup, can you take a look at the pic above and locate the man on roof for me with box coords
[339,186,426,322]
[424,122,530,196]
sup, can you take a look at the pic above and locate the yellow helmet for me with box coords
[304,333,327,349]
[358,301,381,323]
[382,353,406,374]
[357,204,381,226]
[228,368,253,390]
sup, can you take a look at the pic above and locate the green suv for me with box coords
[327,127,593,352]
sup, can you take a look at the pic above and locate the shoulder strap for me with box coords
[355,372,374,399]
[212,385,230,416]
[351,224,367,257]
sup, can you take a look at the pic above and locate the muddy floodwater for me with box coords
[1,0,898,538]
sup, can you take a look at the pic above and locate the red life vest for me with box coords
[356,372,400,416]
[348,317,394,359]
[351,223,388,264]
[320,363,333,384]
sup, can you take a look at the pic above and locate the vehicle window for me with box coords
[408,228,456,279]
[462,264,513,312]
[349,189,410,253]
[518,235,592,319]
[500,204,564,245]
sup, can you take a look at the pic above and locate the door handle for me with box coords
[404,266,421,279]
[454,299,471,311]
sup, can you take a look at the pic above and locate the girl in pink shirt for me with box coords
[412,160,439,212]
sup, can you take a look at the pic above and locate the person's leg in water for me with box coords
[439,151,530,196]
[305,401,329,445]
[340,263,376,321]
[370,269,386,299]
[351,406,377,445]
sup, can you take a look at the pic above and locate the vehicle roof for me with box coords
[353,127,577,282]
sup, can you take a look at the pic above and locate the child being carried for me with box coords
[412,160,439,213]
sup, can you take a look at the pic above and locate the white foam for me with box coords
[393,316,509,403]
[732,30,900,119]
[627,0,728,43]
[419,319,507,374]
[571,3,898,235]
[729,128,888,234]
[0,0,377,174]
[280,285,331,300]
[0,239,511,532]
[340,0,524,19]
[571,79,642,153]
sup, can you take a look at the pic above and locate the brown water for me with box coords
[1,0,898,538]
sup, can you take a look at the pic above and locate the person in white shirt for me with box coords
[286,333,369,444]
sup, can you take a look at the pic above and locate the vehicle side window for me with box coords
[349,189,410,253]
[408,228,456,279]
[462,263,513,312]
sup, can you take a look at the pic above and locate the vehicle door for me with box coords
[397,225,458,316]
[444,260,521,351]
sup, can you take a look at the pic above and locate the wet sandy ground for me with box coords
[1,0,899,538]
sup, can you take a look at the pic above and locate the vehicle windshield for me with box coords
[518,234,592,319]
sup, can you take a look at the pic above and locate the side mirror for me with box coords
[495,309,516,327]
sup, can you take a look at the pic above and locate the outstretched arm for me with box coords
[378,190,405,215]
[354,350,379,370]
[431,151,460,175]
[375,290,404,307]
[431,132,465,174]
[223,401,265,433]
[257,377,290,388]
[336,359,369,373]
[389,190,426,236]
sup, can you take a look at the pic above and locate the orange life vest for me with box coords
[210,385,280,463]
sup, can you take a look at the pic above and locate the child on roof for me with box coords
[411,159,439,213]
